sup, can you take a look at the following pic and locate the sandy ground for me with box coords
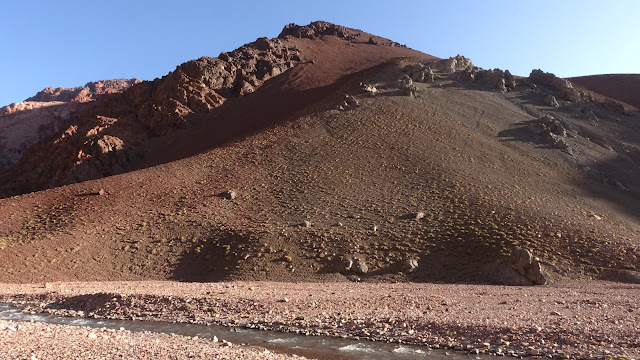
[1,280,638,360]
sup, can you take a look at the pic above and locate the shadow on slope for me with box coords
[136,61,400,172]
[573,148,640,223]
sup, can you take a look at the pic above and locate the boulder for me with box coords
[504,70,516,89]
[402,259,419,273]
[508,248,547,285]
[439,55,474,73]
[485,248,548,285]
[219,190,237,200]
[352,258,369,274]
[544,95,560,108]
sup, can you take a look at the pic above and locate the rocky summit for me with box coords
[0,21,638,287]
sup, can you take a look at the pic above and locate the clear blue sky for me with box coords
[1,0,638,107]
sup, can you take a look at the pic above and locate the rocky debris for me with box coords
[337,94,359,111]
[401,258,419,273]
[26,79,141,103]
[219,190,237,200]
[302,220,312,228]
[544,95,560,107]
[367,37,378,45]
[360,82,378,96]
[404,64,436,83]
[415,212,425,220]
[508,248,547,285]
[528,70,582,102]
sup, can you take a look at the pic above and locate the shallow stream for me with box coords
[1,303,485,360]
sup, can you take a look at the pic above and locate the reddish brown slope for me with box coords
[569,74,640,110]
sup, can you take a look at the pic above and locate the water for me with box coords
[0,303,484,360]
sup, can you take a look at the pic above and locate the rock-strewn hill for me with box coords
[0,21,638,286]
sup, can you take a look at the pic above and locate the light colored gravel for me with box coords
[0,319,303,360]
[2,280,639,359]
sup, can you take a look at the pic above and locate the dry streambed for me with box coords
[1,281,638,360]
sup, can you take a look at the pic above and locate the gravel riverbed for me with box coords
[1,280,638,360]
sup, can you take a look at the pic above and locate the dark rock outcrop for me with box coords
[529,70,582,102]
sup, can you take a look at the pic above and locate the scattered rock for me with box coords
[368,37,378,45]
[352,258,369,274]
[398,74,417,96]
[402,259,419,273]
[398,74,413,88]
[302,220,312,228]
[338,94,359,111]
[340,258,353,273]
[544,95,560,108]
[219,190,237,200]
[360,82,378,96]
[415,212,425,220]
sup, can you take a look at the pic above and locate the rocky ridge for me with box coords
[0,79,139,171]
[25,79,142,103]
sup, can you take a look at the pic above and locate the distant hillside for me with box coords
[569,74,640,110]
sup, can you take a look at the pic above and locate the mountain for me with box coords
[0,21,638,285]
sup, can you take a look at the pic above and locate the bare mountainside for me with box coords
[0,22,638,285]
[0,79,139,171]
